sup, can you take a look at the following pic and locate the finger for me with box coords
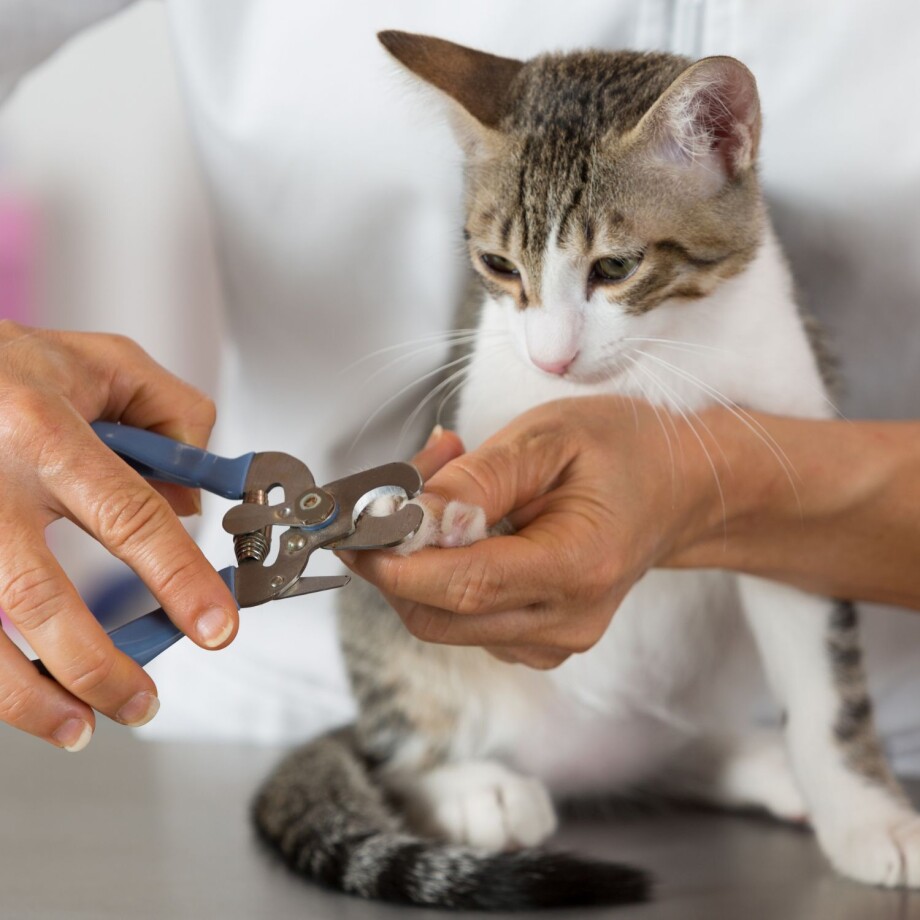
[0,629,97,751]
[411,426,465,482]
[153,482,202,517]
[346,531,562,615]
[0,531,161,726]
[485,645,570,669]
[45,411,238,651]
[386,594,584,662]
[421,410,574,524]
[57,330,218,448]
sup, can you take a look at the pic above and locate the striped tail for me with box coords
[252,728,651,910]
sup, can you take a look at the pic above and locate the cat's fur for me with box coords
[253,33,919,909]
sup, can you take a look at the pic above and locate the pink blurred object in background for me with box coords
[0,192,39,325]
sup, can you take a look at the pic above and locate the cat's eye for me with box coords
[480,253,520,277]
[591,255,642,283]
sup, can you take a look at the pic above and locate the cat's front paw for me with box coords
[438,500,488,548]
[403,761,557,852]
[824,810,920,887]
[369,495,487,556]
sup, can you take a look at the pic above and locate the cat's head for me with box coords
[380,31,765,382]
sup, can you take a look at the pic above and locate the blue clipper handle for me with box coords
[91,422,255,500]
[104,567,239,666]
[34,568,238,676]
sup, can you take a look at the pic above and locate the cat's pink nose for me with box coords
[532,354,578,376]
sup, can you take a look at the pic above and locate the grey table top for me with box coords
[3,720,920,920]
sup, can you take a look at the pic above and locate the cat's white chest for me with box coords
[489,568,761,796]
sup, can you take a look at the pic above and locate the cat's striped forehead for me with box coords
[474,52,685,271]
[463,50,762,312]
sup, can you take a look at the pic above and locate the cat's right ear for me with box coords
[625,55,761,196]
[378,31,523,157]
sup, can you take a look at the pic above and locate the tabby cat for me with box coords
[252,31,918,910]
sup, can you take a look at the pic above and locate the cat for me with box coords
[252,31,919,910]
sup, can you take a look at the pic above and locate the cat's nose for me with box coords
[532,353,578,376]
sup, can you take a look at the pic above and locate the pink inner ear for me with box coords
[690,64,760,177]
[652,59,760,185]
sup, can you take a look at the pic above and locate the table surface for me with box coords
[3,721,920,920]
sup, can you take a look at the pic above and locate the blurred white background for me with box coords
[0,0,220,601]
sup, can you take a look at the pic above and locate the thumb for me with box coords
[411,425,465,482]
[423,415,573,525]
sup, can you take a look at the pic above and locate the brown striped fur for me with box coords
[379,33,764,317]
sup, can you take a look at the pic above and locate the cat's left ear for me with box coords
[378,30,523,157]
[626,56,761,194]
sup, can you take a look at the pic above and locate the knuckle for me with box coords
[401,605,435,642]
[543,650,571,669]
[400,604,453,645]
[190,394,217,431]
[65,645,117,697]
[567,634,599,655]
[0,679,39,726]
[445,559,500,615]
[1,386,56,432]
[450,455,502,501]
[3,564,68,633]
[580,550,620,604]
[154,550,205,602]
[0,318,25,342]
[97,485,173,557]
[107,333,147,359]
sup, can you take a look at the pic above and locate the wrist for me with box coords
[661,405,793,569]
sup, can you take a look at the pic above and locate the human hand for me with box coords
[0,322,238,751]
[342,397,723,669]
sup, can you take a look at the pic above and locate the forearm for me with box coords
[668,410,920,608]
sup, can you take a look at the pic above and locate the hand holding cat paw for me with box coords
[342,396,723,669]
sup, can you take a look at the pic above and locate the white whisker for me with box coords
[347,351,477,456]
[623,354,678,487]
[437,376,470,426]
[338,328,497,377]
[624,335,732,357]
[359,334,481,388]
[398,363,474,450]
[637,349,802,512]
[630,357,728,536]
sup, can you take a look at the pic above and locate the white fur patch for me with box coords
[401,761,557,851]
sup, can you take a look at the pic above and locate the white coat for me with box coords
[1,1,919,764]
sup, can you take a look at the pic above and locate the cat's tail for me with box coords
[252,727,651,910]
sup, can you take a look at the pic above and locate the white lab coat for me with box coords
[1,1,919,764]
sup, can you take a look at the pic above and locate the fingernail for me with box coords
[195,606,234,648]
[191,489,202,516]
[115,691,160,727]
[53,718,93,753]
[425,424,444,448]
[336,550,358,566]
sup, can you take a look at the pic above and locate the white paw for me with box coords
[721,734,807,823]
[378,496,488,556]
[439,501,488,548]
[825,811,920,887]
[401,761,557,851]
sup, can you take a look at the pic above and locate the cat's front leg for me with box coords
[739,576,920,886]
